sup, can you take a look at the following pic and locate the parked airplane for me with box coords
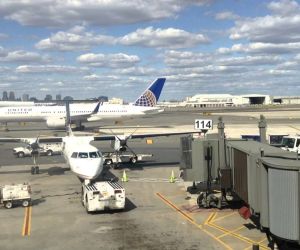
[0,78,166,129]
[0,129,195,180]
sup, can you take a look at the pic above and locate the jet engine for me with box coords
[46,117,65,128]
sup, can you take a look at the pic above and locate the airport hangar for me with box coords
[184,94,272,108]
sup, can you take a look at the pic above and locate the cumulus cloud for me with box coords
[16,65,87,73]
[267,0,300,16]
[0,50,49,63]
[218,55,283,66]
[114,66,157,76]
[77,53,140,68]
[231,42,300,54]
[230,0,300,43]
[36,26,208,51]
[164,50,211,68]
[215,11,239,20]
[83,74,120,81]
[36,26,115,51]
[119,27,209,49]
[0,0,209,27]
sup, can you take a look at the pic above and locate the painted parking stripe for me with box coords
[22,206,32,236]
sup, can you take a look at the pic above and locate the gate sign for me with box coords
[194,119,213,130]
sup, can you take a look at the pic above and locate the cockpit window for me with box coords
[97,151,102,157]
[78,152,88,158]
[71,152,78,158]
[89,152,99,158]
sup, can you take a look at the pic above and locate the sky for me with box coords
[0,0,300,101]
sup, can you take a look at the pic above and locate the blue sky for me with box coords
[0,0,300,101]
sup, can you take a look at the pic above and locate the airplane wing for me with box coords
[0,131,196,143]
[0,137,63,143]
[93,131,197,141]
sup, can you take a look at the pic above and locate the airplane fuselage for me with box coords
[0,103,163,126]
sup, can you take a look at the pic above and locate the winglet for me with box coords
[134,78,166,107]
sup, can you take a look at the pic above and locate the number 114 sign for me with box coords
[194,119,213,130]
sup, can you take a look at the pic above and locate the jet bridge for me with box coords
[180,115,300,245]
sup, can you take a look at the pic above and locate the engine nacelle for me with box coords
[111,135,127,151]
[46,117,65,128]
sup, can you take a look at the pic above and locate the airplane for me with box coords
[0,78,166,130]
[0,128,196,181]
[0,98,196,181]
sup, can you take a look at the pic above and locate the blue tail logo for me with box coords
[134,78,166,107]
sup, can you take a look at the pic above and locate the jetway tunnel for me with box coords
[180,115,300,247]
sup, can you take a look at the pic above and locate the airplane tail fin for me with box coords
[134,78,166,107]
[92,101,102,114]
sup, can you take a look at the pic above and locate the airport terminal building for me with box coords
[185,94,272,108]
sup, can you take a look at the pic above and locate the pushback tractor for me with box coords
[81,181,125,213]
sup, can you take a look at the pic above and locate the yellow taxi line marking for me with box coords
[211,212,236,223]
[22,206,32,236]
[208,221,270,250]
[217,226,245,239]
[156,193,195,223]
[156,193,232,250]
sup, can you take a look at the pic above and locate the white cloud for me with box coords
[77,53,140,68]
[164,50,211,68]
[267,0,300,16]
[36,26,115,51]
[16,65,87,73]
[215,11,239,20]
[119,27,209,49]
[218,55,283,66]
[83,74,101,81]
[230,1,300,43]
[221,42,300,54]
[83,74,120,81]
[0,0,209,27]
[0,50,49,63]
[115,67,157,76]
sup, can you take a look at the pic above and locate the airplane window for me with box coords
[97,151,102,157]
[71,152,78,158]
[89,152,99,158]
[78,152,88,158]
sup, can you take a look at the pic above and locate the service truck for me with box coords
[103,152,153,166]
[13,142,63,158]
[81,181,125,213]
[0,183,31,209]
[281,135,300,154]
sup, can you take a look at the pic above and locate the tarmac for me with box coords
[0,106,300,250]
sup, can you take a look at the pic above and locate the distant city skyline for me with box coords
[0,1,300,100]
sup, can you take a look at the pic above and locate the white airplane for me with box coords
[0,78,166,129]
[0,128,196,181]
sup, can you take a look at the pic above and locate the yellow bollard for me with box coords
[121,170,128,182]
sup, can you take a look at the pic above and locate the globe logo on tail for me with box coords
[135,90,157,106]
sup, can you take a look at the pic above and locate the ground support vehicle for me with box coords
[81,181,125,213]
[103,152,153,166]
[13,142,63,158]
[280,135,300,154]
[0,184,31,209]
